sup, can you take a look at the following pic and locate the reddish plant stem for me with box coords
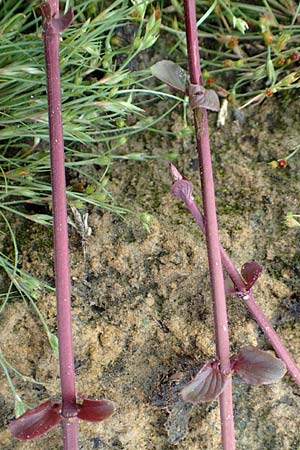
[185,199,300,386]
[42,1,78,448]
[183,1,235,448]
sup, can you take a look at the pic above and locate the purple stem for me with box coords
[185,197,300,385]
[42,1,78,448]
[183,1,235,448]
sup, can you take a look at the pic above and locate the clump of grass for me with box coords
[162,0,300,107]
[0,0,172,224]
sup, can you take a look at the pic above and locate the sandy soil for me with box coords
[1,94,300,450]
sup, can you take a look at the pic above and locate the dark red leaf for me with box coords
[77,398,115,422]
[241,261,263,290]
[231,346,286,385]
[8,400,61,440]
[181,361,227,404]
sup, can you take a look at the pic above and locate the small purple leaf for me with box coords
[77,398,115,422]
[181,361,227,404]
[189,84,220,111]
[241,261,263,290]
[8,400,61,440]
[53,8,73,33]
[151,60,187,93]
[171,180,193,204]
[231,346,286,385]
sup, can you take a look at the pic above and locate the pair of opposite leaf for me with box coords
[151,60,220,112]
[8,395,115,441]
[181,346,286,405]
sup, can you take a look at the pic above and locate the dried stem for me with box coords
[42,1,78,448]
[183,1,235,448]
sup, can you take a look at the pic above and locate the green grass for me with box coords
[0,0,181,224]
[162,0,300,106]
